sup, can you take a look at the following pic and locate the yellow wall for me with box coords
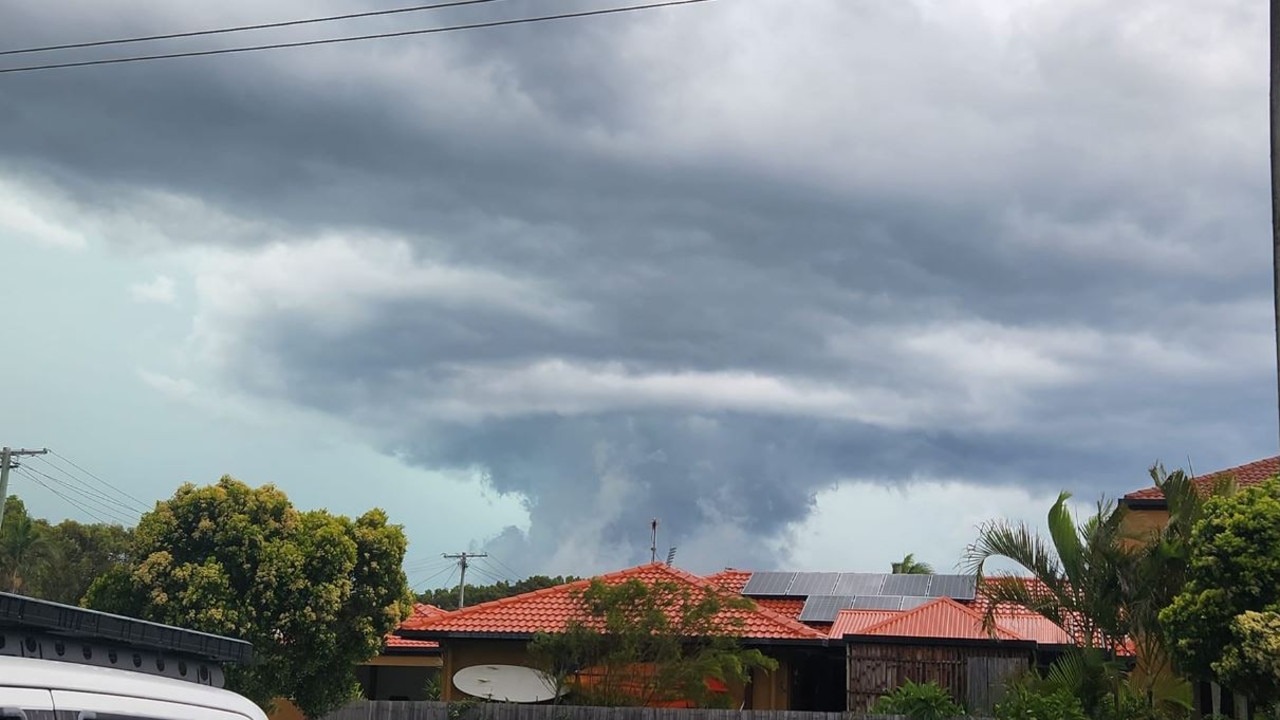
[266,698,304,720]
[1121,508,1171,548]
[749,659,789,710]
[364,654,442,668]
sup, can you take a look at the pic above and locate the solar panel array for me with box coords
[797,594,936,622]
[743,571,977,614]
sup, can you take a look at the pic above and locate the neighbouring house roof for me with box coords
[753,597,806,622]
[851,597,1024,642]
[383,603,448,651]
[1123,455,1279,503]
[704,569,752,594]
[829,609,900,638]
[397,562,828,643]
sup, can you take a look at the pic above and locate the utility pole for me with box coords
[0,447,49,530]
[1271,0,1280,452]
[442,552,487,608]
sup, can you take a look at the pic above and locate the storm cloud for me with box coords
[1,0,1273,574]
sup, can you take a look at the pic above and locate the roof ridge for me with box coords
[857,596,1024,641]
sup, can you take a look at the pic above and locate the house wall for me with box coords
[846,642,1033,714]
[441,639,793,710]
[1120,508,1170,543]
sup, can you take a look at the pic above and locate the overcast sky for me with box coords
[0,0,1273,589]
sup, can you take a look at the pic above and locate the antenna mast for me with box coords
[650,518,659,563]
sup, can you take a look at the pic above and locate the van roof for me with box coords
[0,656,265,719]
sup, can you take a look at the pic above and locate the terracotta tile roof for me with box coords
[704,569,752,594]
[753,598,805,622]
[829,609,901,638]
[856,597,1024,642]
[384,604,448,650]
[1124,456,1279,502]
[398,563,827,642]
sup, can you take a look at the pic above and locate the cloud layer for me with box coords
[0,0,1273,575]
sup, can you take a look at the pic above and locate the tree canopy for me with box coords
[529,577,777,708]
[0,495,131,603]
[418,574,581,610]
[84,476,412,719]
[891,553,934,575]
[1161,478,1280,706]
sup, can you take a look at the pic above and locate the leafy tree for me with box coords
[1161,478,1280,706]
[528,577,778,708]
[891,553,934,575]
[84,476,412,719]
[418,574,581,610]
[1215,611,1280,705]
[0,496,59,593]
[38,518,133,605]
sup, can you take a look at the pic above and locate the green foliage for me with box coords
[1160,478,1280,706]
[964,492,1134,652]
[419,575,581,610]
[994,683,1088,720]
[1215,611,1280,706]
[424,671,443,701]
[0,495,134,604]
[528,578,777,708]
[891,553,935,575]
[871,679,964,720]
[83,476,412,719]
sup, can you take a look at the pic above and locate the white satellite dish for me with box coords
[452,664,565,703]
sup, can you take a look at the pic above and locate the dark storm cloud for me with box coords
[1,0,1273,572]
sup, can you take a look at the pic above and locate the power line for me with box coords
[14,467,116,526]
[47,450,150,510]
[485,554,525,580]
[0,0,513,57]
[0,0,718,75]
[18,464,140,523]
[31,456,148,516]
[412,561,459,591]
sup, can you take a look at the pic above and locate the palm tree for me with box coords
[890,553,934,574]
[0,510,57,593]
[962,492,1133,653]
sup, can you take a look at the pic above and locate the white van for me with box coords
[0,592,265,720]
[0,655,267,720]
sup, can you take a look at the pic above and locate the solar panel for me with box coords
[833,573,887,596]
[927,574,978,599]
[741,571,798,596]
[850,595,909,610]
[882,574,933,596]
[899,596,932,610]
[787,572,841,596]
[797,595,856,623]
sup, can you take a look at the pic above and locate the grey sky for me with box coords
[0,0,1273,583]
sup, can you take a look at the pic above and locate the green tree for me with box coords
[419,574,581,610]
[84,476,412,718]
[891,553,934,575]
[37,519,133,605]
[0,496,59,593]
[1161,478,1280,707]
[528,578,778,708]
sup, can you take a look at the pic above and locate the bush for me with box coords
[993,684,1087,720]
[872,679,965,720]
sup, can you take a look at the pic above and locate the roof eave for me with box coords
[844,634,1037,650]
[1119,497,1168,511]
[400,629,828,646]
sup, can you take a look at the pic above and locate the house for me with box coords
[356,603,447,701]
[1120,455,1279,536]
[1119,455,1279,720]
[398,563,1079,714]
[397,562,831,710]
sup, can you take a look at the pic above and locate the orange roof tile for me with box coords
[753,598,805,622]
[857,597,1023,642]
[705,569,752,594]
[399,563,826,642]
[384,603,449,651]
[1124,456,1279,502]
[829,609,901,638]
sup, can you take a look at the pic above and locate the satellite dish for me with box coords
[452,664,565,703]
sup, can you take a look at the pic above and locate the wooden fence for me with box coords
[321,701,986,720]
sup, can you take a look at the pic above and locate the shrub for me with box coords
[993,684,1087,720]
[872,679,965,720]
